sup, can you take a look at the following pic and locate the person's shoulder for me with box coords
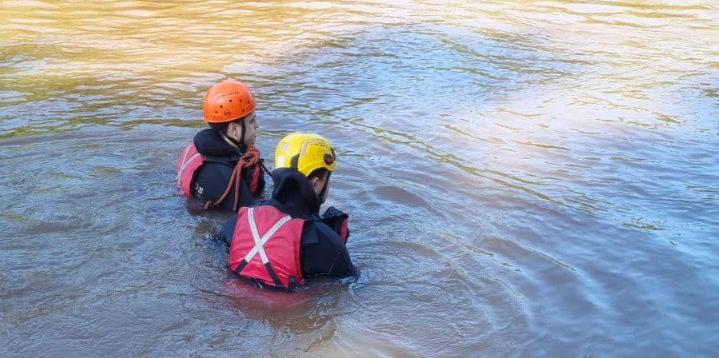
[194,128,236,157]
[193,128,217,147]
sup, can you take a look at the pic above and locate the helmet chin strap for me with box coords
[239,120,246,150]
[317,172,331,203]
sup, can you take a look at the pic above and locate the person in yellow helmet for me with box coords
[218,133,354,290]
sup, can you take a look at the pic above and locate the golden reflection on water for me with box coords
[3,1,715,79]
[1,1,716,105]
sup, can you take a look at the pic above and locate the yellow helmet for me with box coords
[274,133,337,177]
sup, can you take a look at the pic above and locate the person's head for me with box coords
[203,80,260,148]
[274,133,337,203]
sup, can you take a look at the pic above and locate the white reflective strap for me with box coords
[177,146,191,182]
[176,152,202,186]
[244,207,292,264]
[180,145,192,167]
[247,207,267,263]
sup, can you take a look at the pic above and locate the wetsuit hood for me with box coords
[193,128,243,157]
[270,168,321,219]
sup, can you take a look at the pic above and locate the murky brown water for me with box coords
[1,1,718,356]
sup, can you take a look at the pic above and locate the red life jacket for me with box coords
[176,143,204,198]
[228,205,305,290]
[340,219,349,244]
[176,143,262,198]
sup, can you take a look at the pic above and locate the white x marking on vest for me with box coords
[244,207,292,264]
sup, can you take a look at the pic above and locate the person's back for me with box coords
[176,80,266,211]
[221,133,354,290]
[188,128,264,210]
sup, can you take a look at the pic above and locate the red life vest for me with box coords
[340,219,349,244]
[176,143,262,198]
[228,205,305,290]
[176,143,204,198]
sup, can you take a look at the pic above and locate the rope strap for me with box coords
[204,146,261,211]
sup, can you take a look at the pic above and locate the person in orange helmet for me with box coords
[176,80,267,211]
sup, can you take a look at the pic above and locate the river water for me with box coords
[1,1,718,356]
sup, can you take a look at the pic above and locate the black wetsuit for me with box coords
[220,168,354,278]
[191,129,265,211]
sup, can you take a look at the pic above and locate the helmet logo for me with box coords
[324,153,334,165]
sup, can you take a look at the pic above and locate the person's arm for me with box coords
[215,215,238,249]
[300,222,354,278]
[318,206,349,243]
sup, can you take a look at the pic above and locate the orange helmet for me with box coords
[202,80,256,124]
